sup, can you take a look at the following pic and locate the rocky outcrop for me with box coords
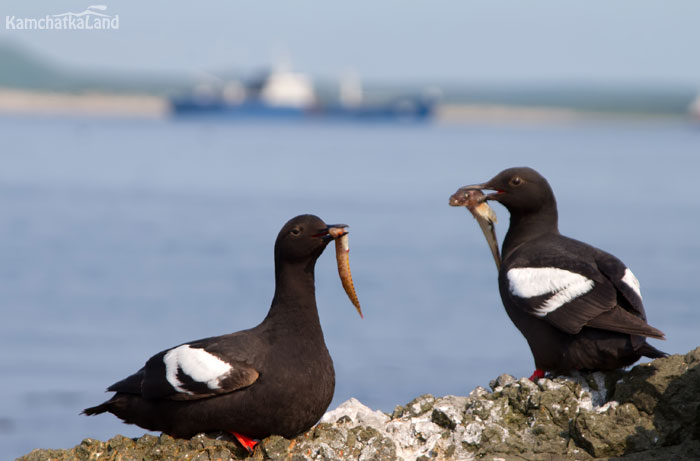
[21,347,700,460]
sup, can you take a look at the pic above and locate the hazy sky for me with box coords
[2,1,700,85]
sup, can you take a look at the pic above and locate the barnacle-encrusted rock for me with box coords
[20,347,700,460]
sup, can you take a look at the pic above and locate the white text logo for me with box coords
[5,5,119,31]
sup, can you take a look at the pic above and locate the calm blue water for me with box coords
[1,115,699,459]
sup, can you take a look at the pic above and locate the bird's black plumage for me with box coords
[459,167,666,373]
[83,214,348,439]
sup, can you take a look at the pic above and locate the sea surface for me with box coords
[1,115,699,459]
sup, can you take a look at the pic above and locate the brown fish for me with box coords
[449,187,501,270]
[329,228,363,318]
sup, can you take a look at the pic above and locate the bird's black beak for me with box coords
[314,224,349,241]
[449,183,501,206]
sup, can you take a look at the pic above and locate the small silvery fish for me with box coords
[449,187,501,270]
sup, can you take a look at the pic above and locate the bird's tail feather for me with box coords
[82,402,110,416]
[587,306,666,340]
[637,341,668,359]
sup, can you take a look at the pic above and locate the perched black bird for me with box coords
[83,215,360,451]
[457,167,666,379]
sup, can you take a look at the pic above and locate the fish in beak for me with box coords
[449,186,501,270]
[326,224,364,318]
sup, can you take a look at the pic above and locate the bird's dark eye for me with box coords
[290,227,301,236]
[510,176,523,186]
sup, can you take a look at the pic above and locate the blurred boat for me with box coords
[171,67,434,121]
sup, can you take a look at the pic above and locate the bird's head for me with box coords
[274,214,347,264]
[457,167,556,215]
[274,214,363,318]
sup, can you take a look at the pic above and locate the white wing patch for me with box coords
[621,268,642,300]
[163,345,232,394]
[508,267,594,316]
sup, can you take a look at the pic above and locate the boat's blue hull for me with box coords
[171,99,433,121]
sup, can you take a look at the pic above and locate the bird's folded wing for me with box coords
[109,341,260,401]
[595,252,647,319]
[504,262,617,334]
[505,258,663,339]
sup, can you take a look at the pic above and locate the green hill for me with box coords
[0,41,70,89]
[0,41,190,94]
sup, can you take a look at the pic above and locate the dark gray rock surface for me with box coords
[20,347,700,460]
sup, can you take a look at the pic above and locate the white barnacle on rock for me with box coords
[578,391,594,413]
[595,401,619,414]
[413,419,441,441]
[538,378,565,392]
[384,420,414,459]
[468,386,488,398]
[313,443,336,459]
[320,397,389,430]
[490,374,516,392]
[358,440,380,461]
[462,420,485,445]
[386,416,441,460]
[433,395,468,427]
[410,402,422,414]
[488,400,506,424]
[499,425,511,442]
[567,371,610,412]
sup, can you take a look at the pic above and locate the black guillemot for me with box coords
[456,167,666,380]
[83,214,361,451]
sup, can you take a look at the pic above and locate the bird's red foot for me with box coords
[229,431,259,453]
[529,369,545,381]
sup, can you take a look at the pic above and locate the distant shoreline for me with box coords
[0,87,690,122]
[0,88,168,118]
